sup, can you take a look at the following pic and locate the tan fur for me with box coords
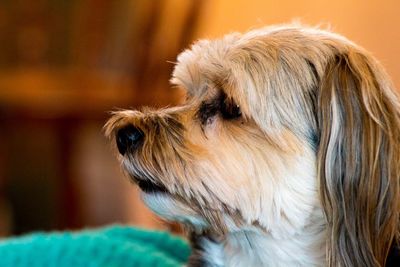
[318,50,400,266]
[106,24,400,266]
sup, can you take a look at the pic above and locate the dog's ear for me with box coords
[317,49,400,266]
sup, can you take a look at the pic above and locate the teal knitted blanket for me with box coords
[0,225,191,267]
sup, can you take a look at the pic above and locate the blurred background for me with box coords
[0,0,399,236]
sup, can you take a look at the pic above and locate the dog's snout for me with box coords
[116,125,144,155]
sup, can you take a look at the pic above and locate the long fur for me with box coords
[106,24,400,266]
[318,50,400,266]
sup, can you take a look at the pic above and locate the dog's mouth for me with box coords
[135,178,169,193]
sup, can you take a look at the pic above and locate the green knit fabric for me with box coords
[0,225,191,267]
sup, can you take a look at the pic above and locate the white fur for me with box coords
[142,192,208,231]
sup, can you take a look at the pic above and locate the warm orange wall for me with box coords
[195,0,400,88]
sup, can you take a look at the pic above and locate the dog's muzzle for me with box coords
[114,124,169,194]
[116,125,144,155]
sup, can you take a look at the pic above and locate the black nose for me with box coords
[116,125,144,155]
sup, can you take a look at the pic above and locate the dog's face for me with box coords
[106,25,400,266]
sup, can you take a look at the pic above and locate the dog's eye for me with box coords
[197,93,241,125]
[220,96,241,120]
[198,101,219,125]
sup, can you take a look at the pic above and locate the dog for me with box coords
[105,24,400,266]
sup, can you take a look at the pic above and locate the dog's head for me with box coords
[105,25,400,266]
